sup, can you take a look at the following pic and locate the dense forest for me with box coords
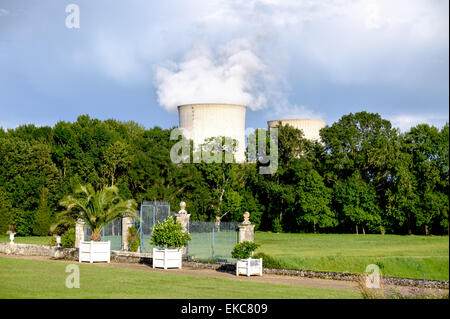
[0,112,448,236]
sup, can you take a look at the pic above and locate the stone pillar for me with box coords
[239,212,255,243]
[122,216,133,251]
[175,213,190,233]
[75,218,85,248]
[175,201,190,256]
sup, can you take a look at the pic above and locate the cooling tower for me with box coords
[178,103,246,163]
[267,119,326,141]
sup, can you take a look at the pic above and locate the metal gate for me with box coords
[139,201,171,253]
[84,219,122,250]
[187,221,239,262]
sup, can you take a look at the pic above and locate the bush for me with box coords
[0,187,12,234]
[10,209,34,236]
[60,228,75,248]
[272,218,283,233]
[150,216,191,249]
[231,241,260,259]
[253,252,287,269]
[33,187,52,236]
[127,226,140,252]
[48,236,57,246]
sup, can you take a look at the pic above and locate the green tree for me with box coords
[334,175,382,234]
[320,111,398,187]
[402,123,449,234]
[33,187,52,236]
[0,187,12,234]
[102,140,131,186]
[296,168,335,233]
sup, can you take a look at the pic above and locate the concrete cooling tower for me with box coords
[178,103,246,163]
[267,119,326,141]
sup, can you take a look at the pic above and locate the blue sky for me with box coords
[0,0,448,132]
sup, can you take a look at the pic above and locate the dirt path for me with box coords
[0,253,357,291]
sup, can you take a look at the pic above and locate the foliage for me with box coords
[0,187,12,234]
[33,187,52,236]
[231,241,260,259]
[127,226,140,252]
[334,175,381,234]
[10,209,34,236]
[60,228,75,248]
[0,113,448,235]
[54,184,138,241]
[150,216,191,249]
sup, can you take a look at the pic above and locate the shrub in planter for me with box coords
[231,241,260,259]
[150,216,191,249]
[54,184,138,263]
[150,216,191,269]
[232,241,263,277]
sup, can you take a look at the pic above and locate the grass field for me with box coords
[0,236,52,245]
[2,233,448,281]
[0,257,359,299]
[255,232,449,281]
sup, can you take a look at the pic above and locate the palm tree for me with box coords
[54,184,138,241]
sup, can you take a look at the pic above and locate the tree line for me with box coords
[0,112,448,236]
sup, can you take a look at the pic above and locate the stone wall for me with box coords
[0,242,78,261]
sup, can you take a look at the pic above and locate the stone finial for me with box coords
[243,211,250,224]
[179,201,187,214]
[175,208,190,256]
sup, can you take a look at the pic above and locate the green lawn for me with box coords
[0,236,52,245]
[255,232,449,281]
[2,233,448,281]
[0,257,359,299]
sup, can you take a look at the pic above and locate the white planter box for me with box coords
[236,258,263,276]
[79,241,110,263]
[152,248,182,269]
[9,233,15,244]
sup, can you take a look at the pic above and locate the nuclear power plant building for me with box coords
[178,103,247,163]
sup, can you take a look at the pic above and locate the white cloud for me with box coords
[0,8,9,17]
[197,0,448,87]
[154,39,269,113]
[387,113,449,132]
